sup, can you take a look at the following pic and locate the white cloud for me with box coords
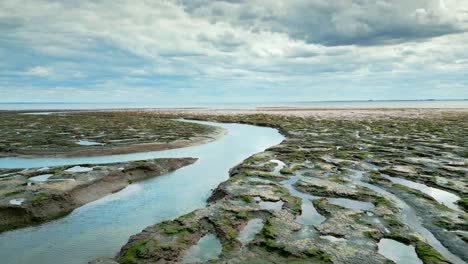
[23,66,53,77]
[0,0,467,101]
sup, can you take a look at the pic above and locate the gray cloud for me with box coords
[0,0,467,102]
[180,0,467,46]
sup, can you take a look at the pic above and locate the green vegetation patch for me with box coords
[31,192,48,203]
[415,242,450,264]
[119,241,149,263]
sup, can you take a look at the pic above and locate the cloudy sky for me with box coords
[1,0,467,103]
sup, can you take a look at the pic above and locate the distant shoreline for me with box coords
[0,99,467,111]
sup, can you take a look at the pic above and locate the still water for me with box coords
[0,100,466,110]
[0,120,284,264]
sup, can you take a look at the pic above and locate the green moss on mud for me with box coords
[31,192,48,203]
[415,242,450,264]
[119,241,148,263]
[237,195,254,204]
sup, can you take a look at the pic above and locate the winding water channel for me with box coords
[0,120,284,264]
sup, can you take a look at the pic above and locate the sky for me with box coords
[1,0,468,103]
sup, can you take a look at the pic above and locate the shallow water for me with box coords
[76,140,103,146]
[270,160,326,227]
[378,238,422,264]
[180,234,222,263]
[238,218,264,247]
[2,100,467,110]
[9,198,25,205]
[259,200,284,211]
[0,120,284,264]
[28,174,53,182]
[328,198,375,211]
[293,226,317,240]
[382,174,461,211]
[64,166,93,173]
[280,176,326,226]
[348,170,465,264]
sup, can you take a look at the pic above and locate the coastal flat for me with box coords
[113,109,467,264]
[0,112,226,158]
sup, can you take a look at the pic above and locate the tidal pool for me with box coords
[28,174,53,183]
[271,160,326,227]
[259,200,284,211]
[382,174,461,211]
[180,234,222,264]
[9,198,25,205]
[76,140,103,146]
[238,218,264,247]
[328,198,375,211]
[0,120,284,264]
[64,166,93,173]
[280,176,326,226]
[378,238,422,264]
[348,170,465,264]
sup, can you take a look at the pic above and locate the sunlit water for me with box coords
[348,170,465,264]
[271,160,326,226]
[1,100,467,110]
[75,140,103,146]
[180,234,222,264]
[382,174,461,211]
[378,238,422,264]
[328,198,375,211]
[238,218,264,248]
[0,120,284,264]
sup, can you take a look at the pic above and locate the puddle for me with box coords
[348,169,464,264]
[328,198,375,211]
[109,139,134,143]
[270,159,285,175]
[75,140,103,146]
[320,235,347,242]
[238,218,263,246]
[273,164,326,226]
[181,234,222,264]
[64,166,93,173]
[259,200,284,211]
[382,175,461,211]
[293,226,317,240]
[9,198,25,205]
[297,200,326,225]
[28,174,53,183]
[20,112,56,115]
[378,239,422,264]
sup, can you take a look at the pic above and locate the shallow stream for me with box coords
[0,120,284,264]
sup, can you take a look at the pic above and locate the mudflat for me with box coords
[112,109,467,264]
[0,111,226,158]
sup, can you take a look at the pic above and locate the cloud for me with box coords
[0,0,467,102]
[23,66,53,77]
[180,0,468,46]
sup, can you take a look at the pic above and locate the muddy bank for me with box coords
[0,111,226,158]
[0,158,197,232]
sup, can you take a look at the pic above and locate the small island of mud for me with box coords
[0,111,226,158]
